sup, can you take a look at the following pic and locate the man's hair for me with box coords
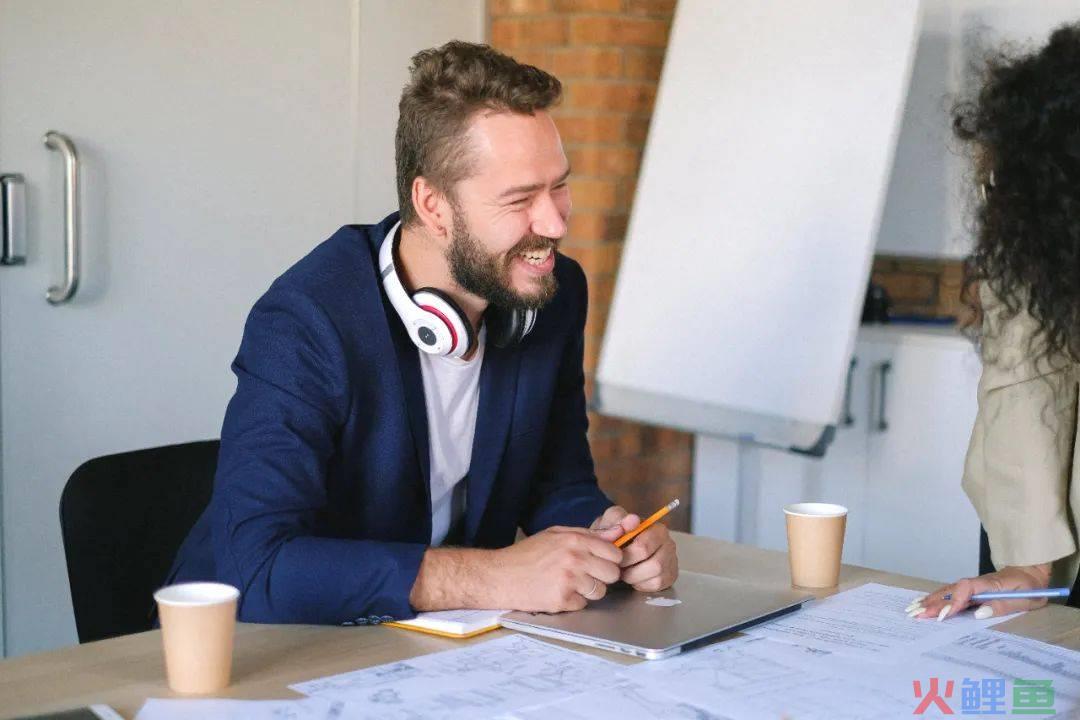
[395,41,562,227]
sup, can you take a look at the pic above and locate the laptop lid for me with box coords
[499,571,812,660]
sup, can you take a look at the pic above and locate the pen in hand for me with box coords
[614,499,680,548]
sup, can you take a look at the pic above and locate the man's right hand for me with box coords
[491,526,623,612]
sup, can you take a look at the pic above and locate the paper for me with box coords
[135,698,344,720]
[916,630,1080,713]
[496,678,726,720]
[291,634,625,720]
[746,582,1014,660]
[385,609,505,637]
[623,634,922,719]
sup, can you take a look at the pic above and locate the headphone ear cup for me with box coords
[486,305,525,349]
[412,287,476,358]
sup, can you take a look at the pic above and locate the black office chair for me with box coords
[59,440,220,643]
[979,526,1080,609]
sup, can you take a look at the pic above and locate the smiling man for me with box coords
[166,41,678,624]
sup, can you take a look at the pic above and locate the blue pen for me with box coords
[942,587,1071,602]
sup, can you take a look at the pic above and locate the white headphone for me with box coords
[379,221,538,357]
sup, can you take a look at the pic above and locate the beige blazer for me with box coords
[962,285,1080,588]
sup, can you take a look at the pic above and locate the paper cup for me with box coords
[784,503,848,589]
[154,582,239,694]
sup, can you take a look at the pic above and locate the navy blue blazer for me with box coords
[168,212,613,625]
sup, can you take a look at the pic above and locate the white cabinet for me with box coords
[693,326,983,583]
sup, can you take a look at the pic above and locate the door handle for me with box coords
[44,131,80,304]
[876,360,892,432]
[841,357,857,427]
[1,173,26,265]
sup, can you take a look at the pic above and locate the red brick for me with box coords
[560,242,623,275]
[490,0,553,13]
[547,47,623,79]
[657,428,692,452]
[627,115,652,144]
[570,177,618,210]
[618,426,643,456]
[625,0,677,17]
[589,433,619,462]
[491,17,569,48]
[570,16,670,47]
[569,212,628,243]
[584,302,609,340]
[567,146,640,176]
[586,272,615,308]
[566,81,656,113]
[510,48,554,72]
[623,49,666,81]
[618,176,638,207]
[553,0,624,11]
[583,335,599,372]
[588,412,626,437]
[870,271,937,305]
[555,114,627,143]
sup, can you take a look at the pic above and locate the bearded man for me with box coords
[167,41,678,625]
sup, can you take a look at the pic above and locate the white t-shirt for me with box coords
[419,328,484,546]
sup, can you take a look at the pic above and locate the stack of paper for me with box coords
[132,583,1080,720]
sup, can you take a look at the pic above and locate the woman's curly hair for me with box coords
[954,22,1080,365]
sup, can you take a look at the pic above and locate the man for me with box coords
[167,41,678,625]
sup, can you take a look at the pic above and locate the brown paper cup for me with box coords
[784,503,847,589]
[154,582,239,694]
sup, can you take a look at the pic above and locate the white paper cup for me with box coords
[784,503,848,588]
[154,582,239,694]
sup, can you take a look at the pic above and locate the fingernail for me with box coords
[906,606,923,618]
[974,605,994,620]
[936,605,951,622]
[905,600,922,612]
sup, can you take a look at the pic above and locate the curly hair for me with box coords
[395,41,562,228]
[954,22,1080,365]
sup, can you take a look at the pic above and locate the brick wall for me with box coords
[871,257,969,322]
[488,0,691,530]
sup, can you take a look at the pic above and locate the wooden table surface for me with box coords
[2,532,1078,719]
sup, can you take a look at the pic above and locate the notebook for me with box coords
[384,609,508,639]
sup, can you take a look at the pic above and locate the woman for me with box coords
[913,22,1080,622]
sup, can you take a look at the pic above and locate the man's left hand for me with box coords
[589,505,679,593]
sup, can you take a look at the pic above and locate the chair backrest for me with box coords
[59,440,220,643]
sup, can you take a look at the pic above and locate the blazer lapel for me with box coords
[465,340,522,545]
[387,301,433,529]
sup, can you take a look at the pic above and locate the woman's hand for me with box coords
[908,564,1052,621]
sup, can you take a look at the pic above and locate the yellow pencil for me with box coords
[614,499,680,548]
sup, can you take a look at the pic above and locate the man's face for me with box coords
[445,110,571,311]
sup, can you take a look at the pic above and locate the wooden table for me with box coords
[2,532,1078,719]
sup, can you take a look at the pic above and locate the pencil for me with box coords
[614,499,680,548]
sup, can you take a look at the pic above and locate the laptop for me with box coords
[499,571,812,660]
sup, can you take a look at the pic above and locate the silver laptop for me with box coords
[499,571,812,660]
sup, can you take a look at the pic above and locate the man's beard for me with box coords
[447,207,559,312]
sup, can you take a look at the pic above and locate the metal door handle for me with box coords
[1,174,26,265]
[841,357,857,426]
[44,131,80,304]
[876,360,892,432]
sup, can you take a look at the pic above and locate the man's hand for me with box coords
[489,526,624,612]
[910,564,1052,621]
[591,505,679,593]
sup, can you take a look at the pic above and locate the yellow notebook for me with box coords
[384,609,508,639]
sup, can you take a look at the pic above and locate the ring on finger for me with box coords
[584,578,600,600]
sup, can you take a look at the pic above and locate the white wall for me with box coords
[876,0,1080,258]
[0,0,483,657]
[354,1,486,220]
